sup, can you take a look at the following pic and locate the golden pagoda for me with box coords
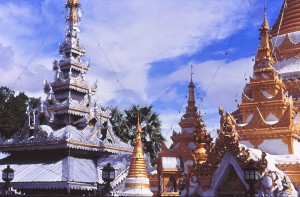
[154,71,212,196]
[149,1,300,196]
[235,7,300,155]
[122,117,153,196]
[271,0,300,100]
[232,2,300,190]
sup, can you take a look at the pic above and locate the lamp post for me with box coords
[2,165,14,195]
[101,163,115,196]
[244,167,259,197]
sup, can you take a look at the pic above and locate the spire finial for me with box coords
[136,110,142,132]
[190,64,194,81]
[66,0,80,26]
[253,0,274,69]
[261,0,269,30]
[264,0,267,17]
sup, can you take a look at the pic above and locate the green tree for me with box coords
[109,105,166,165]
[0,86,41,138]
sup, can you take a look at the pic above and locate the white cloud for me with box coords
[0,0,258,145]
[77,0,248,106]
[152,57,254,145]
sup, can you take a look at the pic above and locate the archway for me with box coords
[217,165,247,197]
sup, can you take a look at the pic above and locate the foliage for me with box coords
[0,86,41,138]
[108,105,166,165]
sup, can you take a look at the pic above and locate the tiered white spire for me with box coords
[42,0,97,129]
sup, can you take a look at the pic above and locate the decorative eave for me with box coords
[51,83,96,93]
[239,107,267,129]
[178,120,198,130]
[10,181,97,191]
[238,100,289,112]
[171,129,194,142]
[242,92,253,103]
[48,107,89,115]
[59,59,89,71]
[242,88,286,104]
[158,143,193,173]
[246,80,284,91]
[237,105,300,141]
[271,34,300,59]
[59,46,85,54]
[0,140,133,154]
[276,163,300,171]
[238,104,295,130]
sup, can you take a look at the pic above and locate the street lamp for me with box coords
[101,163,115,196]
[244,167,259,196]
[2,165,14,195]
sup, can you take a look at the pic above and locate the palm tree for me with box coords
[109,105,165,165]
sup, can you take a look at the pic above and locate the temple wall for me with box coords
[240,140,289,155]
[258,140,289,155]
[293,139,300,156]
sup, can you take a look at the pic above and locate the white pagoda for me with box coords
[0,0,133,196]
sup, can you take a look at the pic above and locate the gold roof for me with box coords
[254,9,274,70]
[272,0,300,36]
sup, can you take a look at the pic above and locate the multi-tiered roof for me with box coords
[271,0,300,99]
[0,0,133,195]
[43,0,96,129]
[235,5,300,155]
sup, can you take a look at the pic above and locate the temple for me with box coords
[3,0,300,196]
[234,5,300,155]
[150,0,300,196]
[0,0,133,196]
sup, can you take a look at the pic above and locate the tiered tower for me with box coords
[235,9,300,155]
[155,72,212,196]
[170,74,209,160]
[122,118,153,196]
[43,0,97,129]
[0,0,133,195]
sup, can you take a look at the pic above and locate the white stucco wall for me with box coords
[293,139,300,157]
[258,140,289,155]
[241,140,289,155]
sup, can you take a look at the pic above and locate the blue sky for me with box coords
[0,0,284,145]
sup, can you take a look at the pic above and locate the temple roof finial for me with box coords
[264,0,267,17]
[254,2,273,66]
[136,111,142,133]
[66,0,81,26]
[262,0,270,30]
[190,64,194,81]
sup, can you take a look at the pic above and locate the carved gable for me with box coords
[217,165,247,196]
